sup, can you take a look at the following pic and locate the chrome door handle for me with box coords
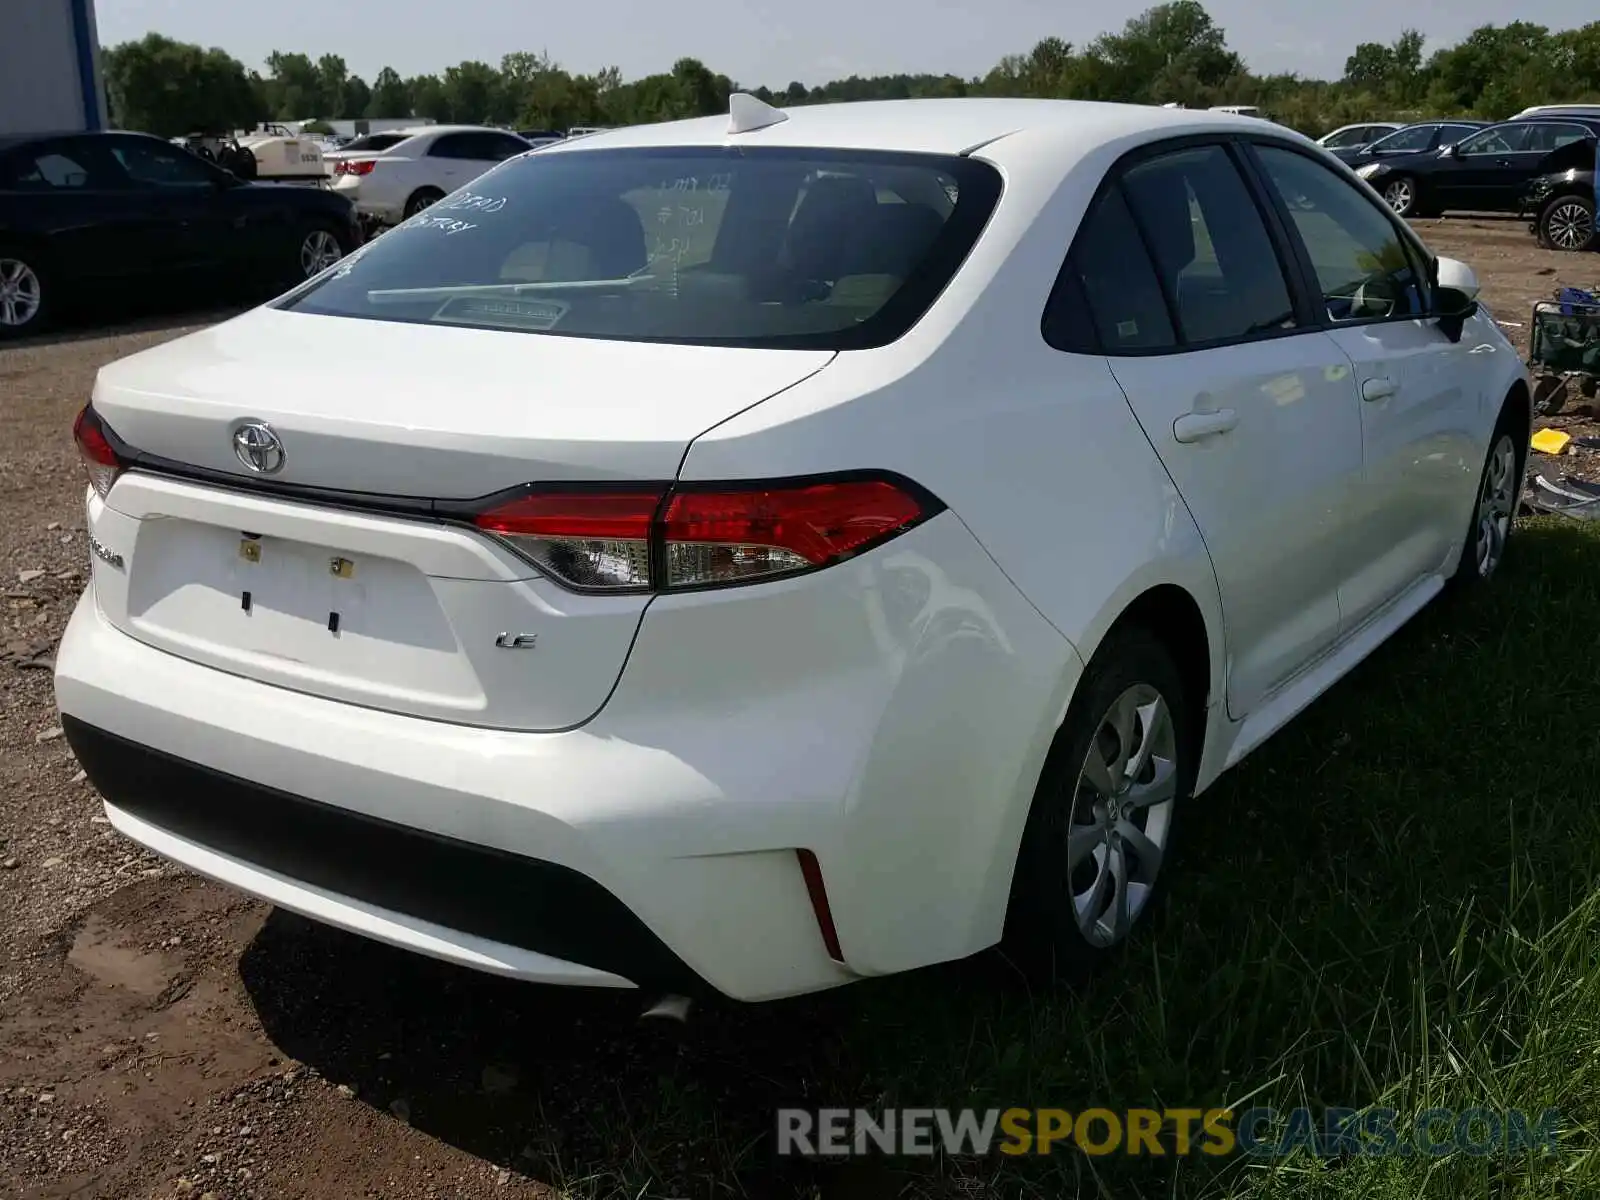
[1173,408,1239,443]
[1361,377,1398,402]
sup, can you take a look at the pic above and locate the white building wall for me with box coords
[0,0,108,135]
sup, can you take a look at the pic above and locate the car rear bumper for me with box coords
[68,717,696,992]
[54,509,1080,1001]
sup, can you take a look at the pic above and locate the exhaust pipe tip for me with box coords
[640,993,693,1024]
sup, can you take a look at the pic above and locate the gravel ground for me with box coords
[1,222,1598,1200]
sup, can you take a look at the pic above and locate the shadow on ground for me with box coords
[238,519,1600,1199]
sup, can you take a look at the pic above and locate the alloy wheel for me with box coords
[1545,202,1594,251]
[300,230,344,277]
[1383,179,1413,215]
[1475,433,1517,578]
[1067,683,1178,948]
[0,258,42,328]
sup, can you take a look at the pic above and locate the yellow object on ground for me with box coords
[1531,428,1571,455]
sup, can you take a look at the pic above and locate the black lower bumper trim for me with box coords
[61,716,708,995]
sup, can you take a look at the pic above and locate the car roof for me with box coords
[535,97,1292,160]
[406,125,524,137]
[1507,111,1600,125]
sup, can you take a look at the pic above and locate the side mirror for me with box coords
[1434,255,1481,300]
[1434,285,1479,344]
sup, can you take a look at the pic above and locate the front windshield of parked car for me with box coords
[281,145,1002,350]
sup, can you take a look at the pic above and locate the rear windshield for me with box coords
[281,145,1002,349]
[343,133,408,152]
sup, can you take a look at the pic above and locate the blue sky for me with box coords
[94,0,1596,88]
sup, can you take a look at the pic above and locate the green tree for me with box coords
[366,67,411,118]
[440,60,501,123]
[102,34,264,136]
[341,75,372,119]
[103,8,1600,147]
[262,51,322,118]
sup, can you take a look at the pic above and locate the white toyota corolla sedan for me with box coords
[55,96,1528,1004]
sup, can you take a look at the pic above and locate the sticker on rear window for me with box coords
[431,296,568,330]
[1117,319,1139,339]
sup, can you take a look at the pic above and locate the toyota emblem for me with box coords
[232,421,285,474]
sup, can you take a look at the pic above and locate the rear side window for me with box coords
[1524,123,1594,151]
[283,146,1002,350]
[343,133,407,152]
[0,142,109,189]
[1120,145,1297,344]
[1045,187,1175,353]
[427,133,479,159]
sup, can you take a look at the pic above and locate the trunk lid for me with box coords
[92,305,834,495]
[87,306,834,730]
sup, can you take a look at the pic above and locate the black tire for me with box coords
[1536,193,1596,252]
[403,188,444,219]
[1380,175,1419,218]
[0,245,50,340]
[1003,626,1196,984]
[1447,404,1524,591]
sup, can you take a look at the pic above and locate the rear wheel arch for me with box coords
[404,187,445,218]
[1101,584,1212,757]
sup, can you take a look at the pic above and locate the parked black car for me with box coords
[1354,117,1600,218]
[1521,152,1598,252]
[0,130,362,339]
[1329,119,1487,166]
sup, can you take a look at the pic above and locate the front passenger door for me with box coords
[1069,142,1367,718]
[1251,143,1481,629]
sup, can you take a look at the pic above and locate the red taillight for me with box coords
[471,476,933,593]
[72,405,123,499]
[661,480,926,588]
[337,159,377,176]
[473,490,663,591]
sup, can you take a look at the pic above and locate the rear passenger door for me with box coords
[1249,142,1483,627]
[1058,140,1367,718]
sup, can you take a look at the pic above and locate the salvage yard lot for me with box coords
[2,220,1600,1200]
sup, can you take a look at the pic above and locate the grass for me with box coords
[243,517,1600,1199]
